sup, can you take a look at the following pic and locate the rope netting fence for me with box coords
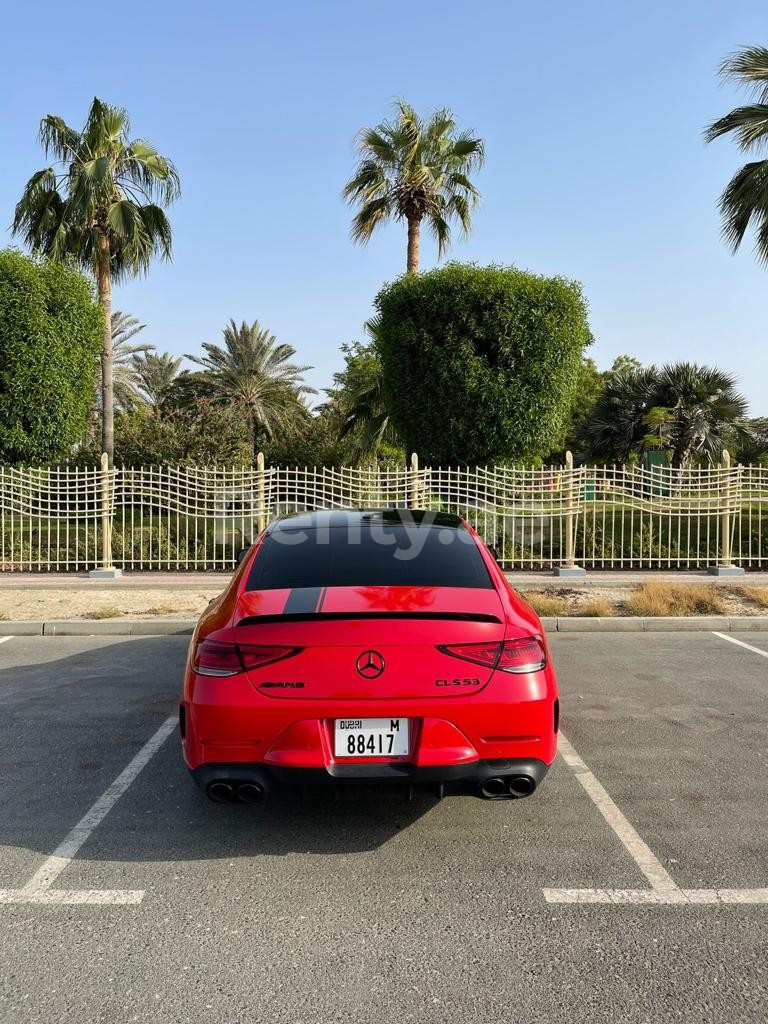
[0,454,765,571]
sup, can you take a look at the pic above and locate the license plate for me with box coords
[334,718,409,758]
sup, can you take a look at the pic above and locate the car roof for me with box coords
[266,509,467,533]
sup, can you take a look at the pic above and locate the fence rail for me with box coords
[0,453,765,572]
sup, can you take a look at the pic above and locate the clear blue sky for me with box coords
[0,0,764,413]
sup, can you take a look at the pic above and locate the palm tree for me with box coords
[343,100,484,273]
[111,312,155,412]
[131,352,183,412]
[323,342,391,463]
[12,98,180,463]
[579,366,659,464]
[581,363,749,466]
[655,363,750,468]
[186,320,315,460]
[705,47,768,264]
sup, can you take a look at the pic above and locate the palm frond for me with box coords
[719,46,768,103]
[718,159,768,261]
[39,115,81,161]
[705,47,768,263]
[704,105,768,149]
[111,311,148,348]
[350,197,392,243]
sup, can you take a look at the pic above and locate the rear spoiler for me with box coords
[236,611,501,626]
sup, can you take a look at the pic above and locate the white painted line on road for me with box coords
[552,732,683,898]
[712,632,768,659]
[0,636,13,645]
[544,888,768,905]
[0,888,144,906]
[543,732,768,906]
[0,715,177,906]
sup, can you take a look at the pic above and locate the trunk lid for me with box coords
[228,585,507,699]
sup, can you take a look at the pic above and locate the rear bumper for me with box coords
[191,757,551,800]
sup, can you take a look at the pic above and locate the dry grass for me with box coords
[578,598,615,617]
[141,605,179,616]
[732,586,768,610]
[82,606,122,620]
[624,582,726,617]
[519,591,570,617]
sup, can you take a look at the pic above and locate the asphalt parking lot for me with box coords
[1,631,767,1023]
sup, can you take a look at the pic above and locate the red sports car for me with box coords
[180,510,559,803]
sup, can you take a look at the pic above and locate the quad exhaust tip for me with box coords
[207,781,235,803]
[508,774,535,797]
[479,775,536,800]
[206,780,266,803]
[236,782,265,803]
[479,777,507,799]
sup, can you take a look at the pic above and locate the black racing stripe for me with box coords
[283,587,324,614]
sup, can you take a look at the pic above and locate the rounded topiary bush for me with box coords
[0,249,103,463]
[374,262,592,464]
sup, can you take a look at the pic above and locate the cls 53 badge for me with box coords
[435,677,482,687]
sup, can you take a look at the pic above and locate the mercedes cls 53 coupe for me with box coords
[180,510,559,803]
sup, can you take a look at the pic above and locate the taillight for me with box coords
[438,637,546,673]
[194,639,302,677]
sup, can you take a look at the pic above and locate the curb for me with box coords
[539,616,768,632]
[0,617,765,636]
[0,619,195,636]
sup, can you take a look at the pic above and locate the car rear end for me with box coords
[180,510,559,802]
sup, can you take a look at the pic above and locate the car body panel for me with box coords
[180,510,559,800]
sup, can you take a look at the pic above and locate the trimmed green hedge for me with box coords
[374,262,592,464]
[0,250,103,463]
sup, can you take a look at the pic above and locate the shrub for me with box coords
[519,591,569,617]
[733,586,768,609]
[0,250,103,462]
[625,583,725,616]
[374,262,592,464]
[579,598,615,617]
[75,401,252,466]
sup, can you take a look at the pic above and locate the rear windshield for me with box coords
[246,525,493,590]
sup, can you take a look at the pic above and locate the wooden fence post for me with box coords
[553,451,586,577]
[708,448,744,576]
[88,452,122,578]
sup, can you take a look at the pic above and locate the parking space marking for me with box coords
[712,632,768,659]
[0,636,13,645]
[543,732,768,906]
[0,715,177,906]
[544,732,684,903]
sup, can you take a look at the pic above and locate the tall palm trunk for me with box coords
[97,233,114,466]
[406,216,420,273]
[671,431,692,469]
[249,412,258,465]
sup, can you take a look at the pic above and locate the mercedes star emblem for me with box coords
[356,650,385,679]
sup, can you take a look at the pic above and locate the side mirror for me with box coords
[236,546,251,565]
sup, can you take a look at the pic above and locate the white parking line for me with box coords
[543,732,768,905]
[0,636,13,645]
[712,632,768,659]
[0,715,177,906]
